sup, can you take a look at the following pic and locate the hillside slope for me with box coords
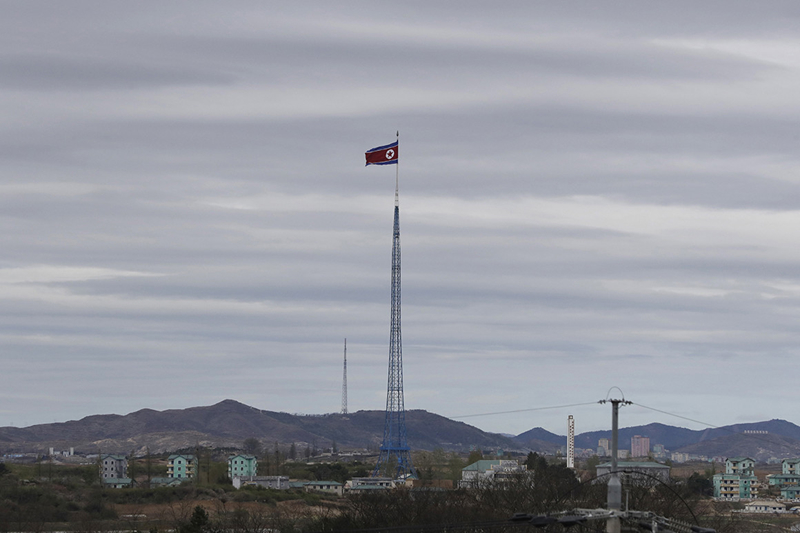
[0,400,520,454]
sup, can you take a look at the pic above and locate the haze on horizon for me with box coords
[2,1,800,436]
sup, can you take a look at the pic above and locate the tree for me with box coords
[466,450,483,466]
[289,443,297,460]
[584,455,601,477]
[687,472,713,496]
[129,449,136,483]
[243,438,261,456]
[145,446,152,488]
[178,506,213,533]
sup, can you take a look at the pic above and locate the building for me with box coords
[713,457,757,500]
[345,477,395,492]
[232,475,289,490]
[598,438,610,456]
[744,500,785,513]
[766,459,800,499]
[100,454,127,480]
[781,486,800,500]
[228,454,258,479]
[304,481,344,496]
[167,454,196,479]
[595,461,670,486]
[103,477,133,488]
[459,460,527,488]
[783,458,800,475]
[651,444,666,459]
[630,435,650,458]
[766,473,800,487]
[726,457,755,475]
[349,477,395,489]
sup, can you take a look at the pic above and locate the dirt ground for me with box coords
[112,497,343,530]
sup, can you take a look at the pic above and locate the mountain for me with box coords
[0,400,520,455]
[675,432,800,462]
[514,419,800,460]
[514,427,564,453]
[573,423,702,450]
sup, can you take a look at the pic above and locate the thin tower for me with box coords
[372,132,414,479]
[341,338,348,415]
[567,415,575,469]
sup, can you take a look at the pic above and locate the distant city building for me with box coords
[596,461,670,486]
[228,454,258,479]
[598,438,610,456]
[100,454,127,480]
[167,454,196,479]
[631,435,650,458]
[652,444,666,458]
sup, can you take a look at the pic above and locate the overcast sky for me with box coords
[2,1,800,437]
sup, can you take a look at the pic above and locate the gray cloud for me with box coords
[1,1,800,436]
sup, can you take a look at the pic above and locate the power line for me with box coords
[449,401,600,420]
[632,403,719,430]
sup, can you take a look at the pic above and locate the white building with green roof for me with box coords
[167,454,196,479]
[228,454,258,479]
[714,457,757,500]
[100,454,127,480]
[459,459,526,488]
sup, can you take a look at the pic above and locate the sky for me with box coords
[2,1,800,437]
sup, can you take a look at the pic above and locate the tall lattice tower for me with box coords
[371,134,414,479]
[341,339,348,415]
[567,415,575,469]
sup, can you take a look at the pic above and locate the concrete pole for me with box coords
[607,399,622,533]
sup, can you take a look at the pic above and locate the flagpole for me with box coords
[395,130,399,207]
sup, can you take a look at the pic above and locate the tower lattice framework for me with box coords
[373,202,414,478]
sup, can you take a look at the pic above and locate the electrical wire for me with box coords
[632,403,719,430]
[449,402,600,420]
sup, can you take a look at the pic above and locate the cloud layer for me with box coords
[1,2,799,436]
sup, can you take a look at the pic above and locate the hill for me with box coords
[675,432,800,462]
[515,419,800,460]
[0,399,520,455]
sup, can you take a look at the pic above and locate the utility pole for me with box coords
[599,395,631,533]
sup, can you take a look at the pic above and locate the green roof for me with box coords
[462,460,506,472]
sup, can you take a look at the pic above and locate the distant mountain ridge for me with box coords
[2,400,799,460]
[0,399,520,455]
[514,419,800,461]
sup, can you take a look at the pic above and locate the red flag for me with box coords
[365,141,398,166]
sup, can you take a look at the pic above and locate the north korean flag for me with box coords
[365,141,398,166]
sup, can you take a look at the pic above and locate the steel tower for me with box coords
[341,338,348,415]
[373,185,414,479]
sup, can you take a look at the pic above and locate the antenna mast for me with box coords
[567,415,575,469]
[341,339,348,415]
